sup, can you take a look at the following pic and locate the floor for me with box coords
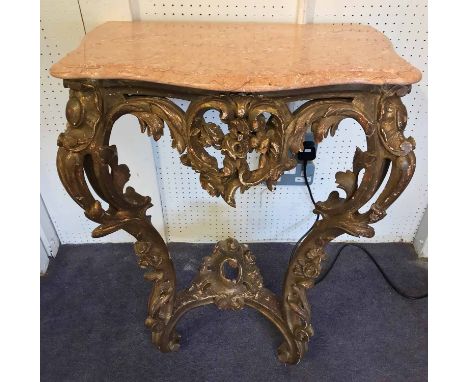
[41,242,427,382]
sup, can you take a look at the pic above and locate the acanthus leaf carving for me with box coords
[110,98,187,154]
[377,95,416,156]
[134,111,165,141]
[103,94,388,208]
[311,115,343,143]
[58,83,102,152]
[198,120,224,148]
[286,113,311,153]
[353,147,376,173]
[175,238,265,311]
[178,96,300,206]
[335,170,358,199]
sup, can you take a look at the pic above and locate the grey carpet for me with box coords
[41,242,427,382]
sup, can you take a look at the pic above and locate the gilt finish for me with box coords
[56,79,415,364]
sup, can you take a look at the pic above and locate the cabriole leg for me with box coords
[279,86,416,363]
[56,80,182,351]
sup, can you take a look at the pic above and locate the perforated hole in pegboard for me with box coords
[139,1,298,22]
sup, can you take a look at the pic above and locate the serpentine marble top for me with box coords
[51,21,421,93]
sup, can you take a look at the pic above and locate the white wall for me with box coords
[40,0,427,245]
[414,208,428,257]
[40,196,60,273]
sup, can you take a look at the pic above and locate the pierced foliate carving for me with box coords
[176,238,264,310]
[107,97,187,154]
[180,96,296,206]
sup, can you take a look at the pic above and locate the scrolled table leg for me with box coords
[279,86,416,363]
[56,80,187,352]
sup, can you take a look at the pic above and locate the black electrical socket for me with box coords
[297,141,316,162]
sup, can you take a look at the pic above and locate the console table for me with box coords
[50,21,420,364]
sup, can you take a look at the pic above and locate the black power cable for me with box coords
[289,158,427,300]
[315,244,427,299]
[287,160,319,266]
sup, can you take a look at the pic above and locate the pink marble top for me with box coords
[50,21,421,92]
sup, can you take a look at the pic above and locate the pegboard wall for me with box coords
[40,0,427,244]
[137,1,298,22]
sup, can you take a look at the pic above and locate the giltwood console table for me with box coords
[50,22,420,364]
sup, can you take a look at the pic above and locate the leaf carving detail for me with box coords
[311,115,343,143]
[353,147,376,172]
[134,111,165,141]
[111,96,379,208]
[335,170,357,199]
[199,121,224,148]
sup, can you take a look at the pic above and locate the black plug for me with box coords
[297,141,316,162]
